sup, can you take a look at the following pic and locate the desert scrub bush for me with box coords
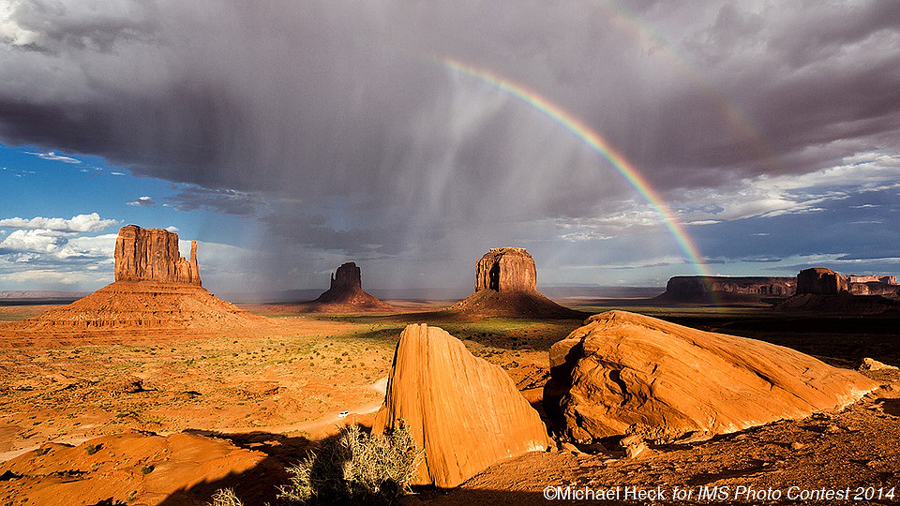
[277,422,421,505]
[84,443,100,455]
[207,488,244,506]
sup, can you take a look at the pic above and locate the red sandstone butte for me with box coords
[373,324,551,488]
[310,262,392,311]
[451,247,580,318]
[115,224,201,285]
[1,225,264,344]
[796,267,848,295]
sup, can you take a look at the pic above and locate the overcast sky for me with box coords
[1,0,899,296]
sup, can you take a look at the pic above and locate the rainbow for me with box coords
[443,58,715,281]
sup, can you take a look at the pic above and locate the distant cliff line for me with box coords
[659,271,899,302]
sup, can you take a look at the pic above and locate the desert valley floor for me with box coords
[0,300,899,505]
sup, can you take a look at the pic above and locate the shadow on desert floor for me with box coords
[156,430,311,505]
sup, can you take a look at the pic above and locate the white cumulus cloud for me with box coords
[126,196,155,207]
[0,213,118,233]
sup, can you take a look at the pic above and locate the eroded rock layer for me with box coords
[373,323,551,488]
[546,311,877,442]
[658,276,796,302]
[115,225,200,285]
[3,281,266,344]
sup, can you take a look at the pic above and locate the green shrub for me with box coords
[85,444,100,455]
[140,464,154,475]
[277,422,421,505]
[207,488,244,506]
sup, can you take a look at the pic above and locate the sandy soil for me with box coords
[1,302,898,505]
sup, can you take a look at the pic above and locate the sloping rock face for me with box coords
[373,324,551,488]
[451,248,580,318]
[658,276,796,302]
[797,268,848,295]
[311,262,391,311]
[7,282,264,336]
[545,311,877,442]
[115,225,200,285]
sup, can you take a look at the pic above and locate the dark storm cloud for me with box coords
[2,0,900,287]
[2,0,160,53]
[166,186,265,215]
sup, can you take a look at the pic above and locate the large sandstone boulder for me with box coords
[373,324,551,488]
[546,311,877,442]
[115,225,201,285]
[451,248,580,318]
[796,268,847,295]
[311,262,391,311]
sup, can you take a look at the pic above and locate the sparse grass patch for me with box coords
[277,423,420,505]
[207,488,244,506]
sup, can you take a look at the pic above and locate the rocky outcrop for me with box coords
[450,248,581,318]
[777,268,900,312]
[849,275,897,285]
[373,324,551,488]
[658,276,796,302]
[849,281,900,296]
[545,311,877,442]
[796,268,847,295]
[310,262,391,311]
[114,225,201,285]
[475,247,537,293]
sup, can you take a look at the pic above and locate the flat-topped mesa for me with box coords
[475,247,537,293]
[114,225,201,285]
[797,268,847,295]
[658,276,796,302]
